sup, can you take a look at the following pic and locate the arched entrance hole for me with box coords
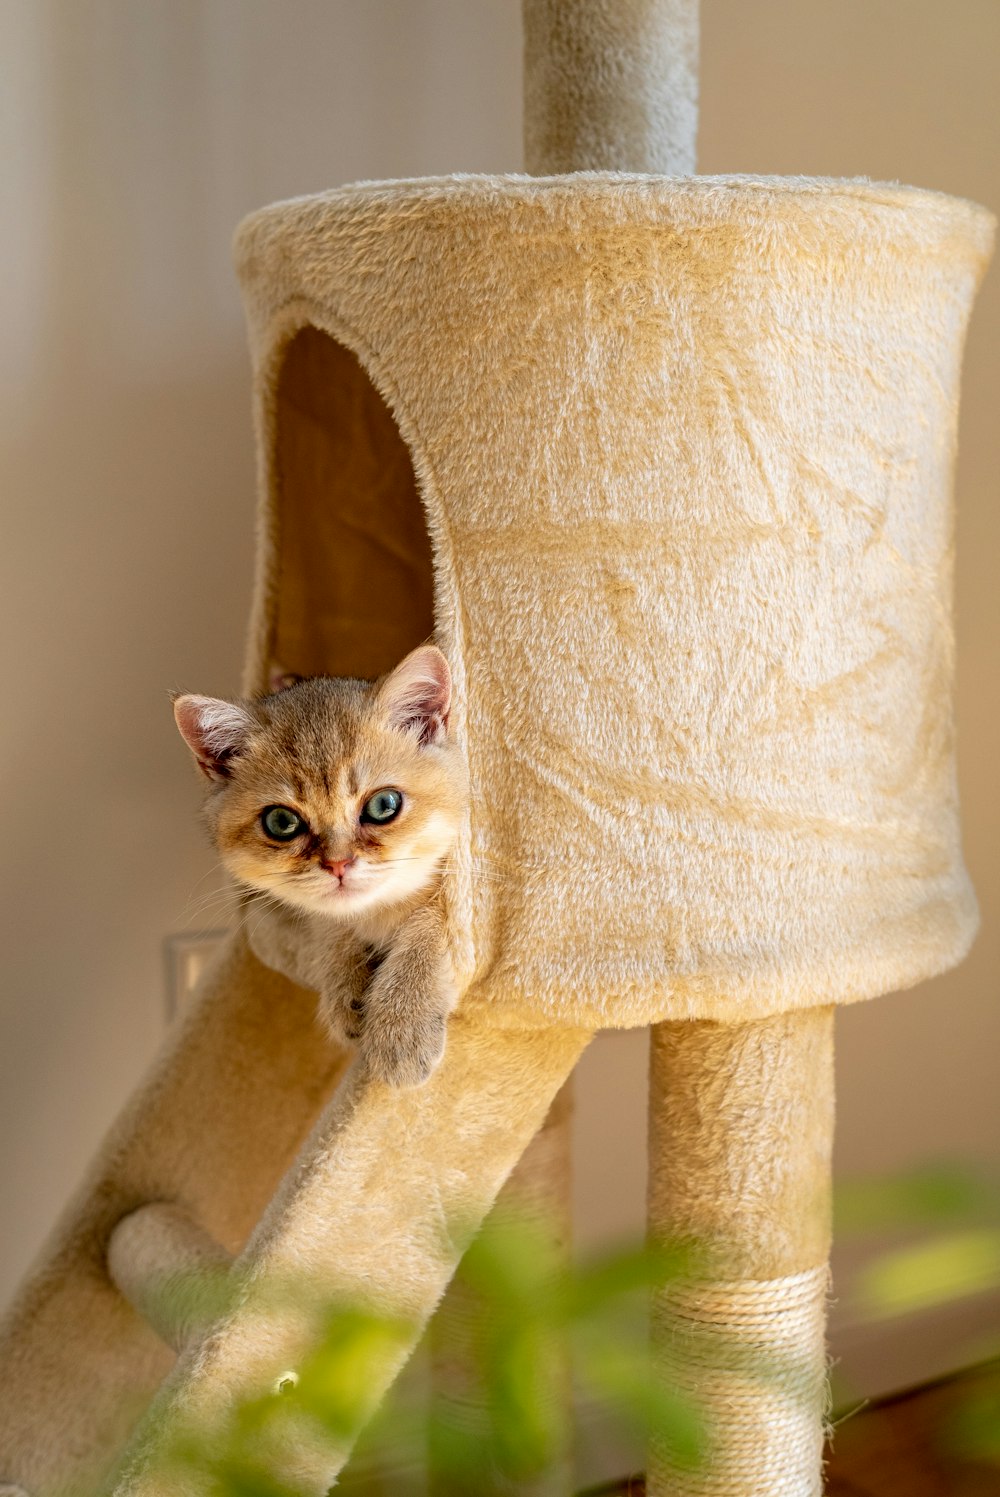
[271,326,435,681]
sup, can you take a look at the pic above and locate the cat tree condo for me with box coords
[0,2,993,1495]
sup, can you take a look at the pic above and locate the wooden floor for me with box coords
[582,1360,1000,1496]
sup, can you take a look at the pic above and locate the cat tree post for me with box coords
[523,0,698,175]
[648,1012,834,1493]
[524,5,833,1489]
[0,5,991,1497]
[428,9,701,1488]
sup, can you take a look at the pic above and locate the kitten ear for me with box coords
[268,662,303,693]
[173,693,253,781]
[378,646,452,746]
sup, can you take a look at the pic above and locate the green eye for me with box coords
[261,805,307,841]
[360,789,402,825]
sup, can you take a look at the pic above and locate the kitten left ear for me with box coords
[378,646,452,746]
[268,662,303,693]
[173,693,253,780]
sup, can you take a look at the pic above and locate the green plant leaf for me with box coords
[856,1229,1000,1319]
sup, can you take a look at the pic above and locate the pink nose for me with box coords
[323,857,355,880]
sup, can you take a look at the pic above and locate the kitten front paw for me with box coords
[316,988,354,1047]
[317,944,379,1048]
[341,991,367,1044]
[360,1008,447,1088]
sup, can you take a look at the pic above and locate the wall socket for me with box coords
[163,930,230,1022]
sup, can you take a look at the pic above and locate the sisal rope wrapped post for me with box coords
[647,1010,834,1495]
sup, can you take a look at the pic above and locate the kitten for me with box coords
[173,645,466,1086]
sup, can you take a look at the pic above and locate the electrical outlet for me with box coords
[164,930,230,1022]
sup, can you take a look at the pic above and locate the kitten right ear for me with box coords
[172,694,253,781]
[378,646,452,746]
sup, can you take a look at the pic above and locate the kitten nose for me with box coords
[323,856,355,880]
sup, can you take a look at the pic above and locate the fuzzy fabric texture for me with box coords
[112,1013,590,1497]
[236,172,994,1031]
[648,1007,834,1281]
[523,0,699,174]
[0,934,351,1496]
[0,172,990,1497]
[428,1081,575,1497]
[107,1204,233,1354]
[647,1009,834,1495]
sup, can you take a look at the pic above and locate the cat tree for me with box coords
[0,3,992,1495]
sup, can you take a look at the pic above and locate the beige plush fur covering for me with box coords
[0,171,990,1496]
[429,1083,575,1497]
[0,937,587,1497]
[237,172,993,1032]
[0,934,351,1495]
[649,1008,834,1281]
[647,1008,834,1495]
[114,1015,590,1497]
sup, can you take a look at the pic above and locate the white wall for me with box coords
[1,0,997,1411]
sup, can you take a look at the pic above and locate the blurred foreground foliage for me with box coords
[836,1162,1000,1324]
[146,1219,707,1496]
[835,1162,1000,1468]
[137,1163,999,1493]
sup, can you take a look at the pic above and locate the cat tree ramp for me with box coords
[0,2,992,1494]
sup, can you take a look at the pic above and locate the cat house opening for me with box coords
[270,325,435,683]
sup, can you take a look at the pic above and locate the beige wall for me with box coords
[1,0,997,1404]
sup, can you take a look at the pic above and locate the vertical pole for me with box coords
[523,0,699,175]
[647,1009,834,1495]
[432,3,694,1485]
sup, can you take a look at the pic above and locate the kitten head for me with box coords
[173,646,466,921]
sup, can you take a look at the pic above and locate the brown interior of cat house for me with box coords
[269,326,434,685]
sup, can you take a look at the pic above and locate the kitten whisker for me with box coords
[179,859,227,898]
[175,865,235,921]
[175,888,242,926]
[243,908,284,949]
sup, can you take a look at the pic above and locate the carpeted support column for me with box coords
[647,1009,835,1495]
[523,0,699,175]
